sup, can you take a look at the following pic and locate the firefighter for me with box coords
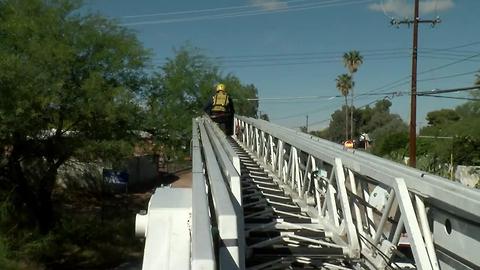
[204,83,235,135]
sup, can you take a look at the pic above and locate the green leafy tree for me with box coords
[259,113,270,121]
[372,131,408,157]
[221,74,259,117]
[416,87,480,179]
[335,74,354,141]
[343,51,363,139]
[0,0,151,233]
[315,99,407,150]
[145,46,220,158]
[322,108,348,143]
[145,46,259,158]
[425,109,460,126]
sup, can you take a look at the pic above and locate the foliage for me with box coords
[0,0,260,268]
[317,99,408,153]
[372,131,408,157]
[144,46,219,158]
[419,91,480,171]
[222,75,259,117]
[343,51,364,74]
[335,74,354,141]
[145,46,259,158]
[0,189,146,269]
[0,0,151,233]
[335,74,354,98]
[425,109,459,126]
[343,50,363,140]
[260,113,270,121]
[320,107,349,143]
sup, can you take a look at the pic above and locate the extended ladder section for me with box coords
[235,116,480,270]
[136,116,480,270]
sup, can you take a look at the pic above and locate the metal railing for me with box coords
[235,116,480,270]
[192,119,215,270]
[196,118,245,270]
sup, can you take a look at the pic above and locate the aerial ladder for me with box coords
[135,116,480,270]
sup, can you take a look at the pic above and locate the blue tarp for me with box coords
[103,169,129,184]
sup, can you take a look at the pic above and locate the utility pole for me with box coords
[306,115,309,133]
[391,0,440,168]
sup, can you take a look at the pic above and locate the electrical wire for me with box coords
[247,95,339,101]
[417,85,480,95]
[418,52,480,76]
[121,0,311,19]
[271,98,343,121]
[211,48,409,60]
[153,48,480,64]
[297,95,392,128]
[418,95,480,101]
[120,0,373,26]
[351,40,480,97]
[353,51,480,98]
[222,56,408,68]
[153,46,479,62]
[268,86,473,124]
[439,40,480,50]
[418,70,479,82]
[288,83,479,129]
[358,233,405,270]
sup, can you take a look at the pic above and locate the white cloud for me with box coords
[249,0,288,11]
[369,0,454,18]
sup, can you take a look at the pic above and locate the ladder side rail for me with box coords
[204,121,243,208]
[192,119,216,270]
[203,120,246,269]
[198,121,242,270]
[205,117,241,175]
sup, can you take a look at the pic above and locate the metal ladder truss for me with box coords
[234,116,480,270]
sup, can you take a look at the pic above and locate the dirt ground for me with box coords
[170,170,192,188]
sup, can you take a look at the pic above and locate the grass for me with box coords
[0,157,190,270]
[0,187,151,270]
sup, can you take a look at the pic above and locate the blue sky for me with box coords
[85,0,480,131]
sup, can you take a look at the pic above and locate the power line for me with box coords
[247,95,339,101]
[153,53,412,68]
[151,46,477,62]
[289,84,480,128]
[210,48,409,60]
[271,97,343,121]
[121,0,311,19]
[352,40,480,96]
[153,48,478,63]
[418,95,480,101]
[417,85,480,95]
[418,52,480,76]
[418,70,478,82]
[355,51,480,97]
[120,0,373,26]
[222,56,407,68]
[299,95,393,128]
[424,40,480,51]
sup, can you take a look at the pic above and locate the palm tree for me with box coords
[343,50,363,140]
[336,74,354,142]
